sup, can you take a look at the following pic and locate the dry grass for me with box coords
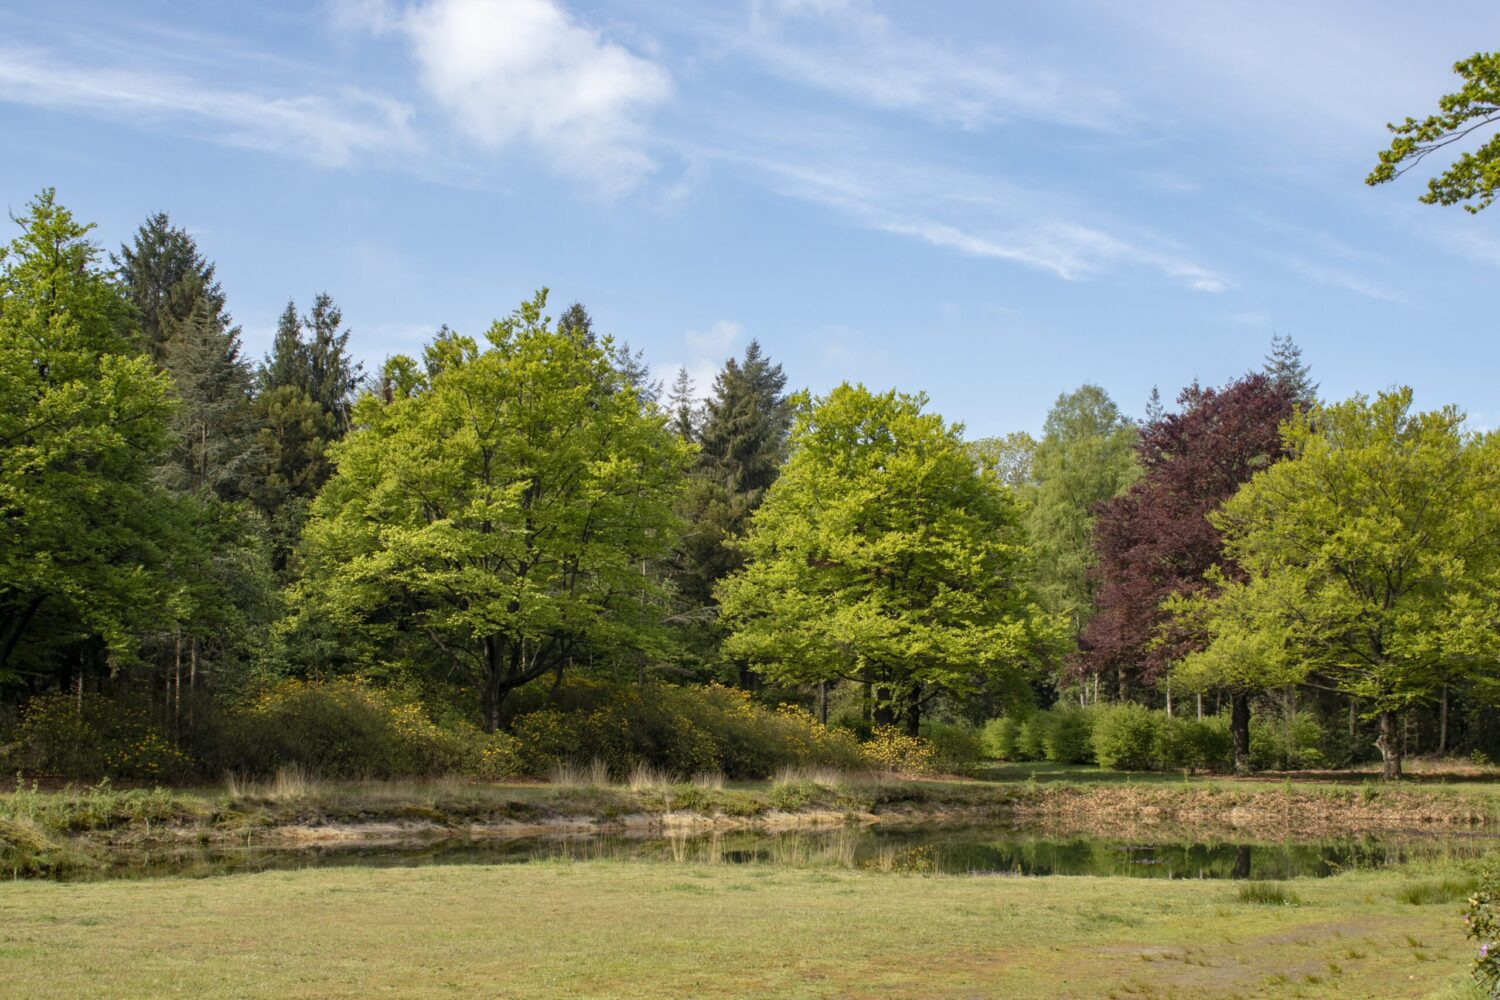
[691,771,726,791]
[547,759,612,789]
[626,762,680,792]
[771,764,856,789]
[223,765,325,802]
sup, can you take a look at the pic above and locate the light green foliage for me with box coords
[0,190,176,681]
[1368,53,1500,212]
[1176,390,1500,776]
[295,292,693,728]
[1156,715,1232,772]
[1041,706,1094,764]
[1250,710,1327,772]
[968,431,1037,492]
[919,720,986,771]
[1017,714,1049,760]
[718,384,1064,728]
[981,715,1024,759]
[1026,385,1139,634]
[1090,702,1159,770]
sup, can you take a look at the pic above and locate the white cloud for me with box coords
[667,319,746,401]
[0,45,413,167]
[345,0,672,194]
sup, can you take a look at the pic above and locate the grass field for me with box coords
[0,857,1490,998]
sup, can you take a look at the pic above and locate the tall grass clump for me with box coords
[1238,882,1301,905]
[548,759,612,788]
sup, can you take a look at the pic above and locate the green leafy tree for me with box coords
[295,292,691,729]
[717,384,1064,733]
[968,431,1037,493]
[0,190,175,683]
[1026,386,1139,638]
[1367,53,1500,212]
[1175,390,1500,778]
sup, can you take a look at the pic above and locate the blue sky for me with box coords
[3,0,1499,436]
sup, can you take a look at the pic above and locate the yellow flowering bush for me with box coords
[859,726,938,775]
[10,695,193,781]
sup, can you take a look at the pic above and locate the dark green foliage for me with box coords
[1155,715,1232,772]
[6,695,191,782]
[114,211,226,364]
[676,341,792,618]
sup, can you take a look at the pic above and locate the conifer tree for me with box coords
[677,341,792,615]
[1263,334,1318,406]
[667,367,699,440]
[115,212,225,363]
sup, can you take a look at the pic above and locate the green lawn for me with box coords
[0,859,1488,998]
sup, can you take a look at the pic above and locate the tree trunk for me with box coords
[817,681,828,726]
[1230,692,1251,775]
[904,685,923,738]
[872,686,895,728]
[1375,711,1402,779]
[480,636,503,733]
[1439,686,1448,755]
[1196,692,1203,721]
[861,671,873,726]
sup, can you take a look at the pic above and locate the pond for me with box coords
[51,824,1500,882]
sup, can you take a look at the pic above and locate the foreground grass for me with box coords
[0,858,1489,998]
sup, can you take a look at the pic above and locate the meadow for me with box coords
[0,855,1490,999]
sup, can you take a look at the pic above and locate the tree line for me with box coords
[3,188,1497,779]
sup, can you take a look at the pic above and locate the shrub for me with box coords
[1466,868,1498,995]
[1017,714,1049,761]
[508,680,862,780]
[1091,703,1159,770]
[859,727,937,775]
[1156,715,1232,772]
[218,678,479,778]
[921,721,984,771]
[980,716,1023,760]
[1042,707,1094,764]
[1250,710,1327,771]
[10,695,192,782]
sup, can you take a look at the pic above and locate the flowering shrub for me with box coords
[859,726,937,775]
[10,695,192,781]
[1468,868,1499,997]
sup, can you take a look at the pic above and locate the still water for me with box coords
[58,825,1500,882]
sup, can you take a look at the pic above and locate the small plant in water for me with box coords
[1238,882,1301,906]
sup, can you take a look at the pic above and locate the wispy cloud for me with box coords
[739,0,1127,132]
[342,0,672,194]
[695,118,1229,292]
[1288,259,1409,304]
[0,45,414,167]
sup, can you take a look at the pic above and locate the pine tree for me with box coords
[1263,334,1318,406]
[263,301,305,393]
[303,293,362,435]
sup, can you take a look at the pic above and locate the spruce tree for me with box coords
[677,341,792,625]
[115,212,225,363]
[1263,334,1318,406]
[667,367,699,440]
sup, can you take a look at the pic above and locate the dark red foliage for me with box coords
[1076,373,1297,695]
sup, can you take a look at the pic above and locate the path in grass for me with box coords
[0,860,1483,998]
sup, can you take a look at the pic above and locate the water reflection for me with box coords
[55,825,1500,883]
